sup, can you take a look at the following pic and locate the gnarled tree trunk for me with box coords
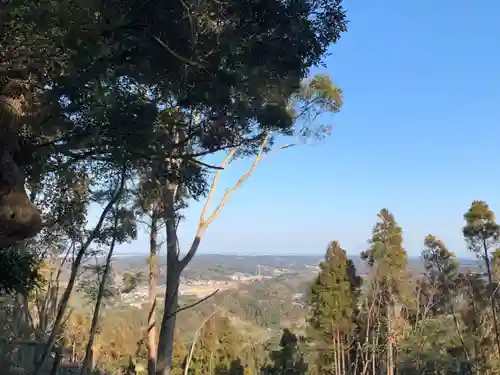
[0,88,42,247]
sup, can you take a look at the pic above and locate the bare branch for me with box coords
[179,134,293,269]
[184,310,219,375]
[202,136,268,228]
[149,33,204,69]
[165,289,219,320]
[198,150,236,227]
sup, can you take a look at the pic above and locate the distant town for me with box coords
[119,266,317,309]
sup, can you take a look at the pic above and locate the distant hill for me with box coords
[109,253,483,278]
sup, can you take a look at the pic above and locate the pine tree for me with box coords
[308,240,360,374]
[463,201,500,359]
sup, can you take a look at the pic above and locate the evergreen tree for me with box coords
[463,201,500,359]
[308,240,360,374]
[361,209,408,375]
[190,314,242,375]
[265,329,307,375]
[422,234,460,316]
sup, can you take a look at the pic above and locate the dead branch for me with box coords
[183,310,219,375]
[179,134,293,268]
[165,289,219,320]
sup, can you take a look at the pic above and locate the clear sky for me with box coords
[112,0,500,258]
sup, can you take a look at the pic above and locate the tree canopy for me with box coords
[1,0,348,244]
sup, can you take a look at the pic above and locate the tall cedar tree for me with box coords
[463,201,500,360]
[308,240,360,375]
[361,208,408,375]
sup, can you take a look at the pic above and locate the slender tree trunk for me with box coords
[148,213,159,375]
[80,212,120,375]
[371,332,376,375]
[49,347,61,375]
[156,263,180,375]
[386,308,393,375]
[341,334,346,375]
[333,333,338,375]
[156,183,181,375]
[336,330,342,375]
[33,190,121,375]
[450,304,469,360]
[482,239,500,358]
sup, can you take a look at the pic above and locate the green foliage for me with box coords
[2,0,348,172]
[122,271,143,294]
[0,247,40,294]
[362,209,408,299]
[398,315,466,375]
[362,209,408,275]
[463,200,500,364]
[422,234,460,315]
[189,314,243,375]
[263,329,307,375]
[463,200,500,255]
[309,241,360,332]
[307,241,360,374]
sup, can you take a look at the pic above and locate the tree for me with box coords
[1,0,347,247]
[134,169,169,375]
[419,235,470,370]
[308,240,360,375]
[264,329,307,375]
[0,247,40,294]
[81,203,137,375]
[397,315,463,375]
[122,271,143,294]
[463,201,500,359]
[33,164,130,375]
[361,209,408,375]
[156,74,344,375]
[422,235,460,316]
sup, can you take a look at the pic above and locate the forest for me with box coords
[0,1,495,375]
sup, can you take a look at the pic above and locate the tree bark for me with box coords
[156,183,181,375]
[0,93,42,246]
[333,329,338,375]
[154,136,277,375]
[80,210,120,375]
[386,307,393,375]
[148,212,159,375]
[482,238,500,358]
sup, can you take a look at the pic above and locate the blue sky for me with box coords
[111,0,500,258]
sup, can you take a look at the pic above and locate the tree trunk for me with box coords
[333,330,338,375]
[156,263,180,375]
[482,239,500,358]
[148,213,159,375]
[0,93,42,246]
[80,212,120,375]
[341,334,346,375]
[156,183,181,375]
[371,332,376,375]
[336,330,342,375]
[386,305,393,375]
[33,171,125,375]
